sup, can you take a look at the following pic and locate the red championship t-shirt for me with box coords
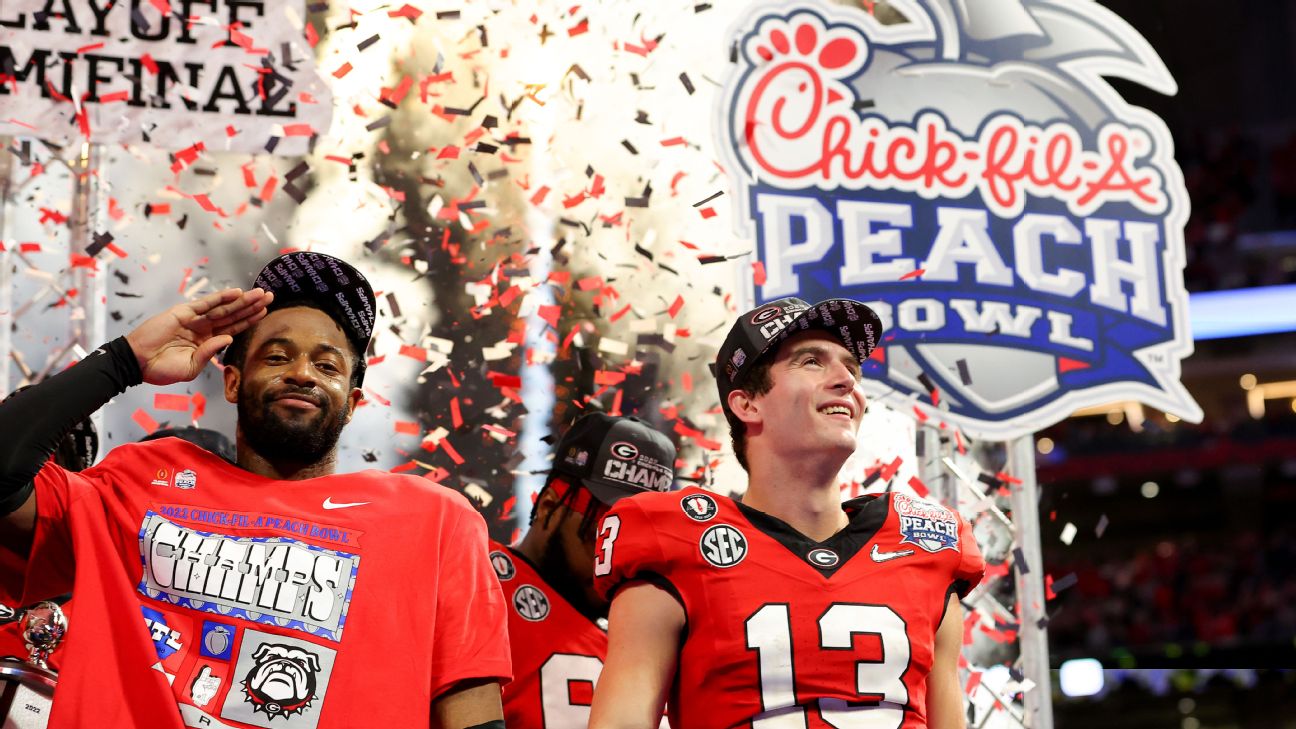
[488,541,606,729]
[5,437,511,729]
[594,486,984,729]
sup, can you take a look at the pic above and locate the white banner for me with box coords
[0,0,332,155]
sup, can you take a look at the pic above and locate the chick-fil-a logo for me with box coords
[718,0,1202,440]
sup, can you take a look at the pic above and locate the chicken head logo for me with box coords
[719,0,1202,439]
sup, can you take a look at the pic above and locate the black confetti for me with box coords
[956,359,971,385]
[692,190,723,207]
[1051,572,1077,594]
[679,72,695,95]
[85,232,113,257]
[1012,547,1029,574]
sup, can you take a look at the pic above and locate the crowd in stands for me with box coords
[1047,530,1296,659]
[1179,128,1296,292]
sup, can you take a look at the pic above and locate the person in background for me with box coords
[492,413,676,728]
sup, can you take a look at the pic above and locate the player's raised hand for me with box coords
[125,288,274,386]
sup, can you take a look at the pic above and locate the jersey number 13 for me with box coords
[746,603,910,728]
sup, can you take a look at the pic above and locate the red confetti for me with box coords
[398,344,428,361]
[899,268,926,281]
[332,63,353,79]
[567,19,589,36]
[153,394,191,412]
[752,261,767,286]
[132,409,159,435]
[668,295,685,318]
[394,421,421,435]
[388,4,423,20]
[192,393,206,422]
[908,476,930,498]
[450,397,463,429]
[537,305,561,328]
[594,370,626,385]
[879,456,902,482]
[440,438,465,465]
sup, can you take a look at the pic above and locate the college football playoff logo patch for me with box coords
[489,551,516,581]
[680,493,719,522]
[700,524,748,568]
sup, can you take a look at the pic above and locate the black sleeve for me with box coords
[0,337,142,512]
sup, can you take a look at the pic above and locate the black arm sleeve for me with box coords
[0,337,142,513]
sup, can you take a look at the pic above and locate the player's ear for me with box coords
[223,362,241,404]
[344,386,363,424]
[727,388,762,427]
[532,485,564,523]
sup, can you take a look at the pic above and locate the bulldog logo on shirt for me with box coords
[243,643,322,719]
[221,630,337,729]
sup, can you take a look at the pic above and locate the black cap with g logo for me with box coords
[553,413,678,505]
[714,297,884,417]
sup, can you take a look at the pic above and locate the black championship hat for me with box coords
[231,252,376,385]
[715,297,884,416]
[553,413,678,505]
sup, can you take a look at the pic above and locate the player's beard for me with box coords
[238,384,348,464]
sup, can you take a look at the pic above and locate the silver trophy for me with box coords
[0,601,67,729]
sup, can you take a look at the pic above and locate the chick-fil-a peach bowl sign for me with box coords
[718,0,1202,439]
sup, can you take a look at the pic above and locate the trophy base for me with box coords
[0,659,56,729]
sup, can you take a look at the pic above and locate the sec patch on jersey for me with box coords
[699,524,748,567]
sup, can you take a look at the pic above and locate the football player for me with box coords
[589,297,986,729]
[491,413,676,728]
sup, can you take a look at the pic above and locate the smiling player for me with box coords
[0,252,510,729]
[589,297,985,729]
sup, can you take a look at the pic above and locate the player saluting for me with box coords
[0,252,510,729]
[589,297,985,729]
[491,413,676,728]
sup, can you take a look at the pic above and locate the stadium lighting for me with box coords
[1189,284,1296,340]
[1059,658,1105,697]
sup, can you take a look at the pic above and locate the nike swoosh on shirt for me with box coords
[870,544,915,563]
[322,497,370,510]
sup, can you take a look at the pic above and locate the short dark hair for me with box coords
[224,302,364,390]
[724,356,775,472]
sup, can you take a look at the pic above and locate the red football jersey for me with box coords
[594,486,984,729]
[3,437,511,729]
[489,541,607,729]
